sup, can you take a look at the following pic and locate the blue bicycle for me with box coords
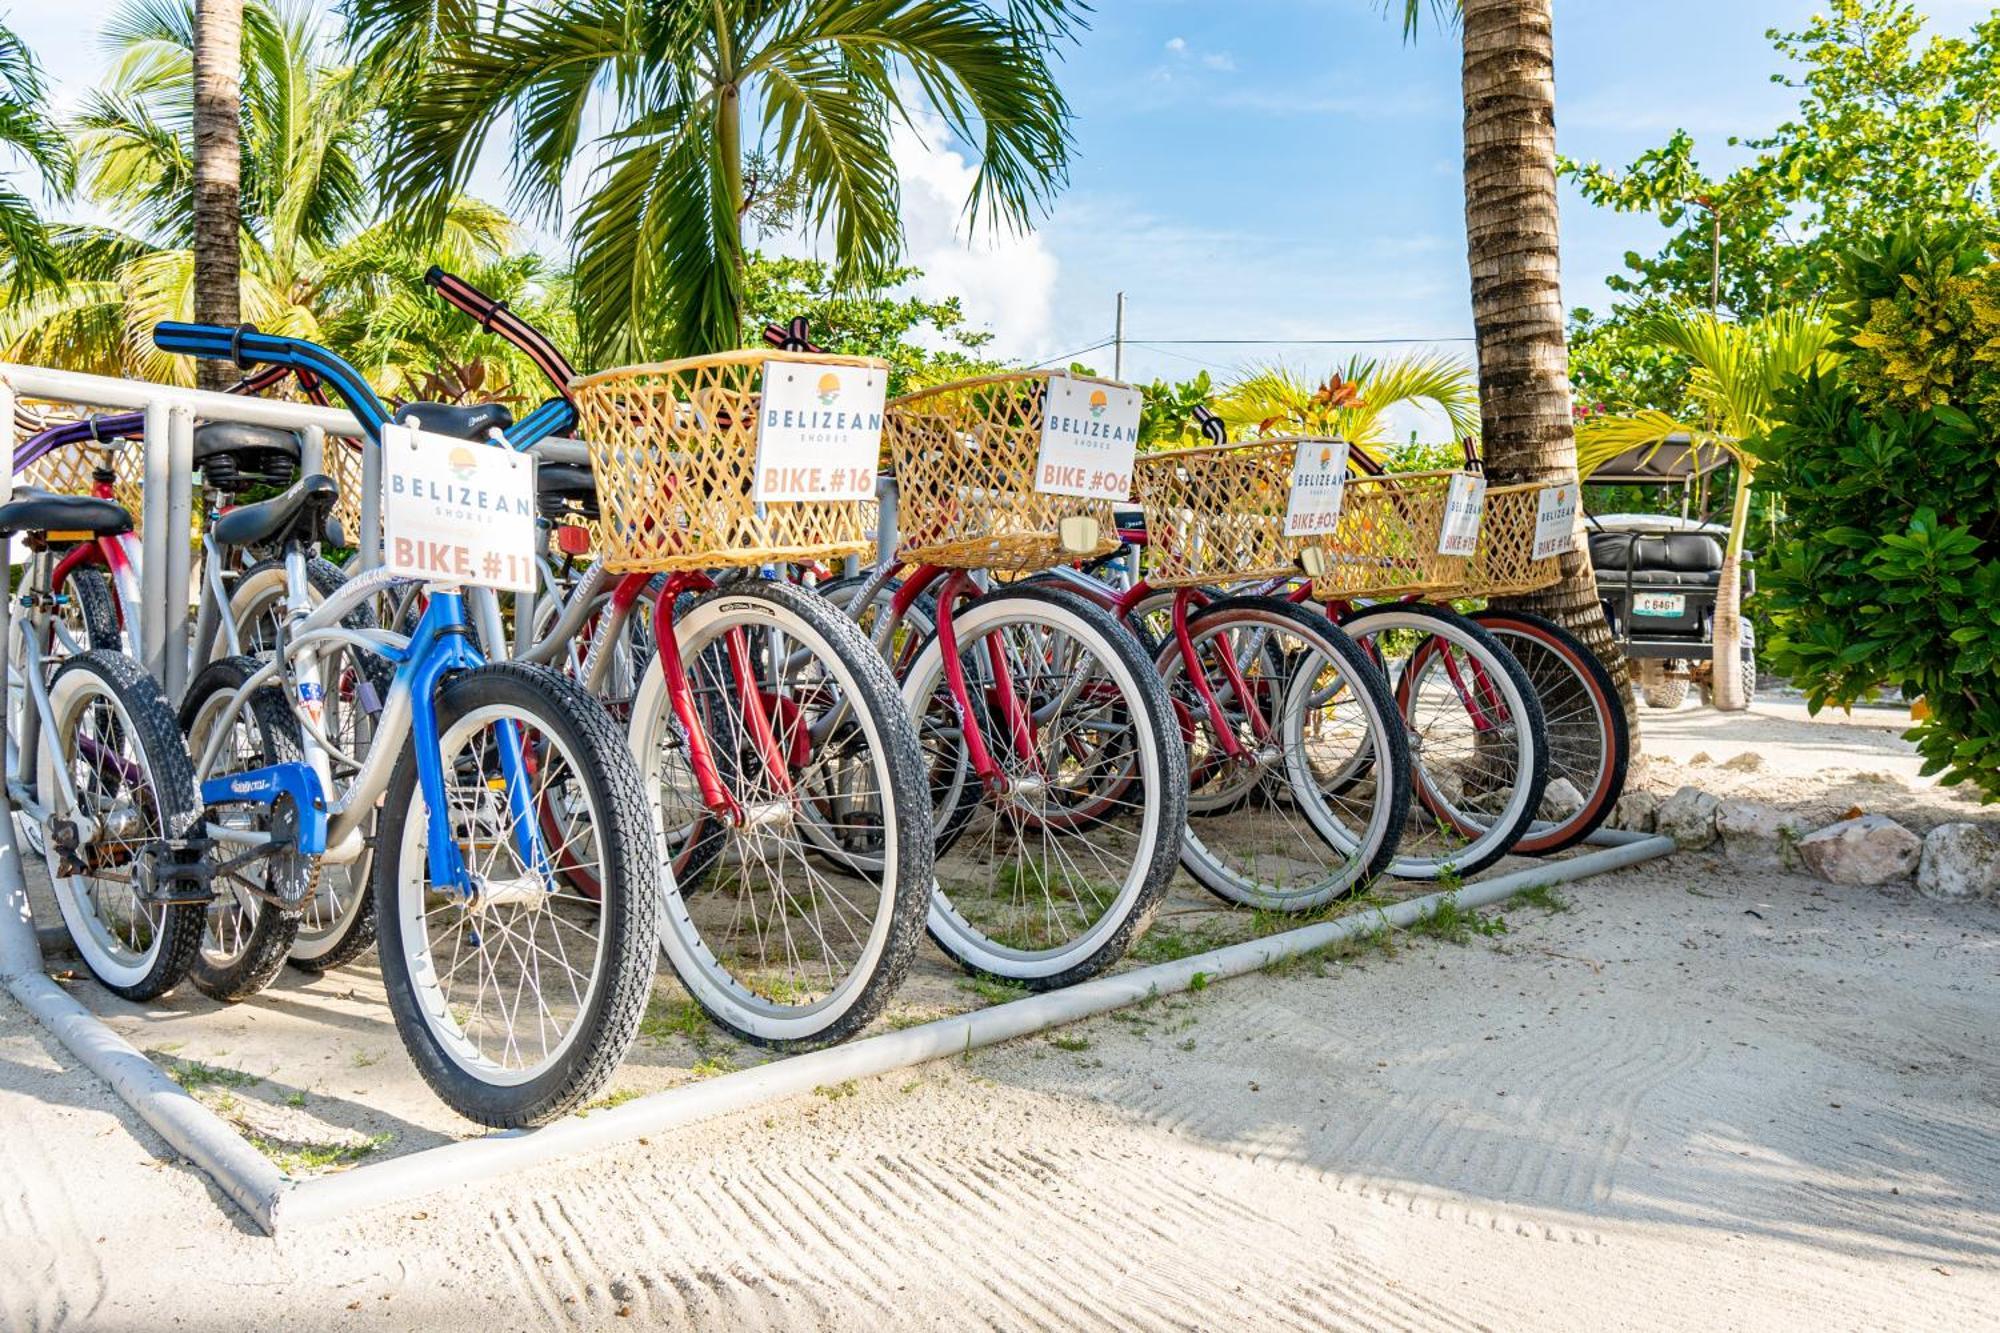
[153,322,660,1128]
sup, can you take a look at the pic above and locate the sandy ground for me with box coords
[4,702,1999,1330]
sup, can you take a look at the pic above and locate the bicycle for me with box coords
[0,491,209,1000]
[152,320,662,1127]
[837,370,1189,986]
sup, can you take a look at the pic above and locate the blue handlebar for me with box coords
[151,321,577,450]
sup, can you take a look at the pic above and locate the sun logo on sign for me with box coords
[816,371,841,406]
[1088,388,1108,418]
[1318,445,1334,466]
[448,446,479,483]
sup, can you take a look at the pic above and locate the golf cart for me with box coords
[1581,434,1754,710]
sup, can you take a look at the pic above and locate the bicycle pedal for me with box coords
[132,836,217,906]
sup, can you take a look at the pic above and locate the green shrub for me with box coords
[1755,225,2000,800]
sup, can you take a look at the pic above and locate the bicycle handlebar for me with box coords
[152,321,577,449]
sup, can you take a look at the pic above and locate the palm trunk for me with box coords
[192,0,242,392]
[1709,467,1752,710]
[1459,0,1639,742]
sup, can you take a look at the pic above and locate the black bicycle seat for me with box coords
[212,473,338,548]
[0,491,133,539]
[394,402,515,441]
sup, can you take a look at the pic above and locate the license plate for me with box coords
[1633,592,1686,617]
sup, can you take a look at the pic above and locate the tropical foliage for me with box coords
[1216,352,1481,456]
[0,0,518,390]
[0,21,74,298]
[1754,225,2000,800]
[740,254,1001,394]
[348,0,1084,362]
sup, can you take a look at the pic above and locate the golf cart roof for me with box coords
[1589,513,1729,538]
[1583,433,1736,485]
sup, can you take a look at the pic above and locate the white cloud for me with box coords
[1202,53,1237,73]
[1164,36,1188,54]
[885,114,1060,360]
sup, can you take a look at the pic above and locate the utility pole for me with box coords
[1113,291,1126,379]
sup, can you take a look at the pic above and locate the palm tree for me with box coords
[1214,351,1481,454]
[1397,0,1635,730]
[0,0,519,391]
[192,0,243,390]
[347,0,1083,361]
[0,23,75,298]
[1577,308,1836,709]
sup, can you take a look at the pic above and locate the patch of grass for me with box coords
[349,1050,381,1069]
[640,994,710,1044]
[1177,1037,1197,1052]
[814,1080,859,1101]
[1048,1032,1091,1052]
[284,1089,308,1108]
[1188,970,1210,992]
[1131,918,1235,964]
[250,1131,391,1176]
[161,1057,261,1093]
[689,1055,736,1080]
[1264,918,1398,978]
[580,1087,642,1116]
[956,975,1030,1007]
[1513,883,1573,914]
[1406,894,1507,946]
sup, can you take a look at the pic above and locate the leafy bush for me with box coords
[1755,225,2000,800]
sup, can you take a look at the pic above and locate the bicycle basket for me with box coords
[884,371,1132,573]
[1429,479,1566,599]
[1131,439,1304,588]
[570,349,887,574]
[1297,467,1473,601]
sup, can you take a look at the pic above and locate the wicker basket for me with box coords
[1433,480,1566,599]
[884,371,1132,573]
[1299,467,1474,601]
[1131,439,1305,588]
[569,350,887,574]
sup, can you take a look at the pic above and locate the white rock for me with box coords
[1657,786,1721,851]
[1797,815,1922,886]
[1539,777,1586,823]
[1610,787,1660,834]
[1916,823,2000,901]
[1715,800,1811,871]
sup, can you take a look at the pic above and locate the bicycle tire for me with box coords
[1334,602,1548,879]
[1162,596,1411,911]
[39,651,205,1000]
[375,662,661,1127]
[1469,609,1628,855]
[905,583,1187,988]
[179,657,308,1002]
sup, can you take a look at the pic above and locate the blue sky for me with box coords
[9,0,1995,431]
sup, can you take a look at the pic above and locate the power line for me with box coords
[1022,336,1115,369]
[1138,335,1476,346]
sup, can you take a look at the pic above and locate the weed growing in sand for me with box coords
[1407,895,1508,946]
[956,976,1030,1007]
[284,1089,308,1108]
[689,1054,736,1080]
[580,1088,642,1116]
[814,1080,859,1101]
[349,1050,381,1069]
[1049,1032,1092,1052]
[161,1057,260,1093]
[1514,884,1573,914]
[250,1131,391,1175]
[1188,970,1211,992]
[1131,919,1234,963]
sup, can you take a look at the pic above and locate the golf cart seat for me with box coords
[1587,531,1723,587]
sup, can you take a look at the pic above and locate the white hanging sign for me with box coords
[1284,438,1350,537]
[754,361,887,502]
[382,422,536,592]
[1034,373,1141,500]
[1437,471,1488,557]
[1532,481,1582,560]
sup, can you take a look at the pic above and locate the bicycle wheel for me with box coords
[629,580,930,1048]
[179,657,311,1000]
[1469,610,1628,854]
[231,557,386,971]
[374,662,661,1127]
[1160,597,1410,911]
[37,651,205,1000]
[904,584,1186,987]
[13,567,121,859]
[1334,603,1548,880]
